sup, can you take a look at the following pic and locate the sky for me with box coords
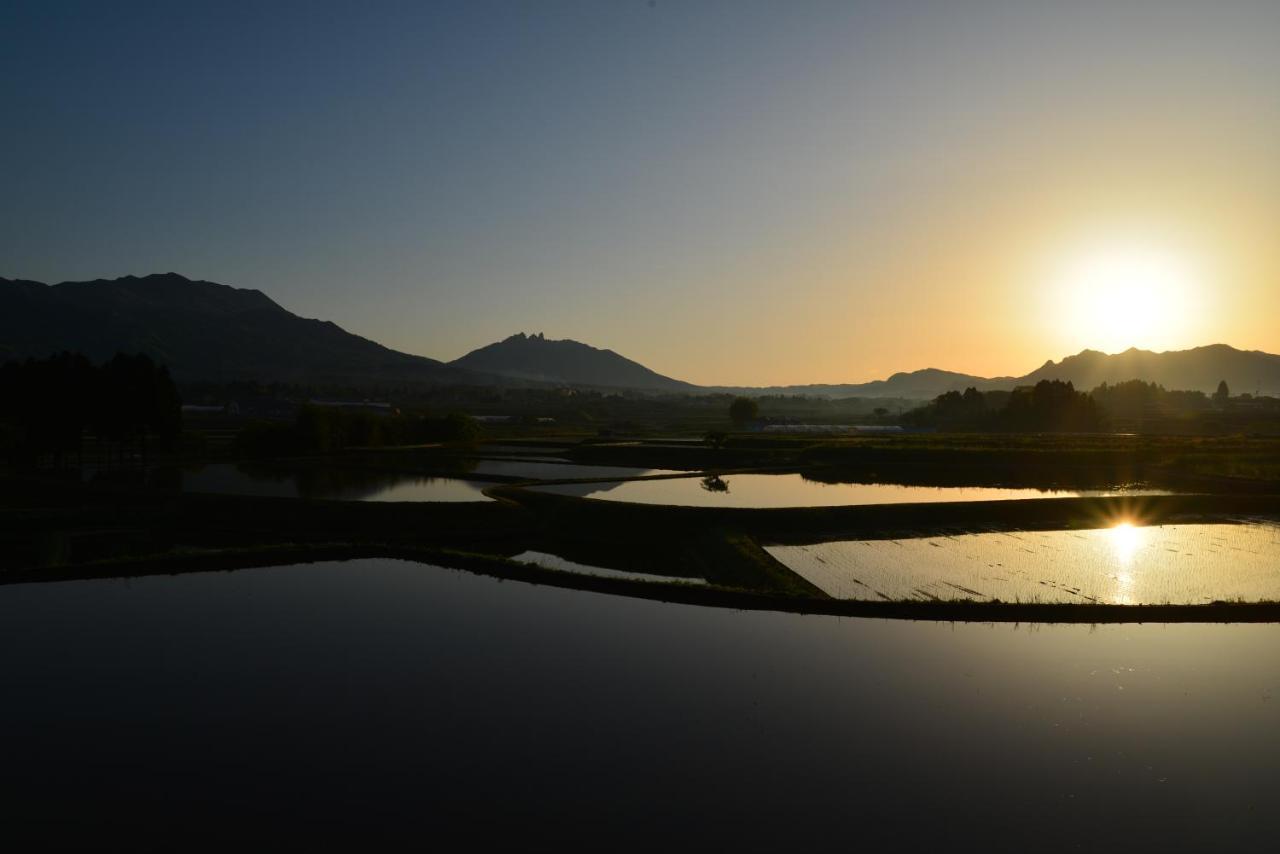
[3,0,1278,385]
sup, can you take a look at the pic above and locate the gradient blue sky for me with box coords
[4,1,1278,384]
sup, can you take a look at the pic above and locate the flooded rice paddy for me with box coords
[466,459,683,480]
[180,463,493,502]
[534,472,1168,508]
[767,522,1280,604]
[176,460,685,500]
[0,558,1276,847]
[511,550,705,585]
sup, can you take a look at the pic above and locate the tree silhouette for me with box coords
[729,396,758,426]
[0,352,181,466]
[700,474,730,492]
[905,380,1100,432]
[235,407,481,458]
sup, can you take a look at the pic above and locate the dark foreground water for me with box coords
[1,560,1277,850]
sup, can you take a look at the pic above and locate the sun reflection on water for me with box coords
[1108,522,1144,564]
[1106,521,1145,604]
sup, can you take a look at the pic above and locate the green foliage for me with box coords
[729,396,759,425]
[94,353,182,444]
[235,407,481,458]
[1003,380,1101,432]
[703,430,729,449]
[233,420,296,458]
[1091,380,1209,419]
[294,405,336,453]
[0,419,21,457]
[905,380,1101,432]
[437,412,480,444]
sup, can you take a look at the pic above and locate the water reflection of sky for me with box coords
[0,560,1277,847]
[512,550,704,585]
[468,459,682,480]
[536,473,1168,508]
[179,463,492,502]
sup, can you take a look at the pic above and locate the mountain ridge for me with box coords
[3,272,1278,398]
[715,343,1280,399]
[0,272,480,387]
[449,332,696,392]
[1020,343,1280,396]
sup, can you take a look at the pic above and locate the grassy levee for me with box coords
[568,441,793,470]
[485,484,823,595]
[0,474,532,570]
[5,435,1279,616]
[798,460,1156,490]
[490,484,1280,546]
[560,433,1280,493]
[510,531,819,594]
[799,436,1278,491]
[698,529,826,596]
[210,451,551,485]
[2,472,822,597]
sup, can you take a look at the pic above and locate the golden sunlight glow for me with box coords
[1106,521,1144,567]
[1105,521,1145,605]
[1052,242,1201,354]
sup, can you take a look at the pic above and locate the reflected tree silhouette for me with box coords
[701,474,730,493]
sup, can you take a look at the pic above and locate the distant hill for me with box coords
[1020,345,1280,396]
[712,368,1015,400]
[717,347,1280,400]
[450,332,696,392]
[0,273,478,386]
[4,272,1276,399]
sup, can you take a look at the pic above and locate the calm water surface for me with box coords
[468,459,683,480]
[512,549,706,585]
[0,559,1277,848]
[535,472,1167,507]
[181,463,492,502]
[768,522,1280,604]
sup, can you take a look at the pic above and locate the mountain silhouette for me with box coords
[3,272,1277,397]
[0,273,477,386]
[449,332,695,392]
[713,348,1280,399]
[711,368,1015,400]
[1020,345,1280,395]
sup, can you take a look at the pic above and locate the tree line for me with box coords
[0,352,181,466]
[903,380,1102,432]
[235,406,480,457]
[902,377,1271,432]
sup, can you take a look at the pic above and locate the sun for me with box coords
[1051,242,1200,354]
